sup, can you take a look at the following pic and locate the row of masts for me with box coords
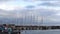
[0,14,44,26]
[16,15,44,26]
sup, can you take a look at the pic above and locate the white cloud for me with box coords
[0,0,60,25]
[0,3,24,10]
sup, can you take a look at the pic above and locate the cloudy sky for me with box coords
[0,0,60,26]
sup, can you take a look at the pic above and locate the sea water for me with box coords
[21,29,60,34]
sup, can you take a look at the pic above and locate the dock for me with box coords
[0,24,60,34]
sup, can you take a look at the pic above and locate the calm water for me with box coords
[21,30,60,34]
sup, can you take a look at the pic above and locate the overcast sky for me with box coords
[0,0,60,26]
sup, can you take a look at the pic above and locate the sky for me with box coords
[0,0,60,26]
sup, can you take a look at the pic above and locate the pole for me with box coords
[17,30,21,34]
[41,16,43,26]
[18,32,21,34]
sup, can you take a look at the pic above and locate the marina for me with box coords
[0,24,60,34]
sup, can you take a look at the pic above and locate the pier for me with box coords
[15,26,60,30]
[15,26,60,34]
[0,24,60,34]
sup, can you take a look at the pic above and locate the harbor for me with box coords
[0,24,60,34]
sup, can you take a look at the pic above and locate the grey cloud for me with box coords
[36,0,60,1]
[0,0,16,2]
[23,0,60,1]
[20,9,58,25]
[37,1,60,6]
[0,0,9,2]
[23,0,30,1]
[39,9,56,16]
[25,5,35,9]
[0,8,59,26]
[0,9,18,18]
[23,9,56,16]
